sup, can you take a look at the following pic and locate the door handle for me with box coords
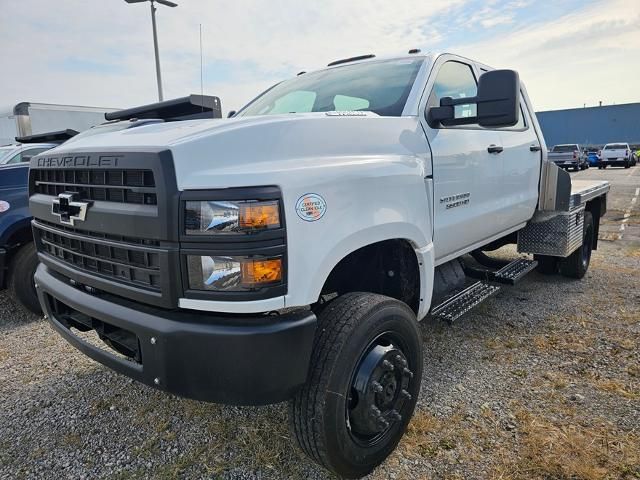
[529,145,542,152]
[487,144,503,154]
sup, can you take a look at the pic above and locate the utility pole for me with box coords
[150,1,164,101]
[124,0,178,102]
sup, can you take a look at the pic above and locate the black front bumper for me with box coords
[35,264,317,406]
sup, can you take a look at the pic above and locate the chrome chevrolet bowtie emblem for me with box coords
[52,192,90,226]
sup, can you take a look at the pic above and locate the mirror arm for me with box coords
[442,96,479,107]
[427,95,480,127]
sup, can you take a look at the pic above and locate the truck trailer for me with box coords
[28,52,609,478]
[0,102,117,146]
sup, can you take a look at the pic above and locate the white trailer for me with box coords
[0,102,117,146]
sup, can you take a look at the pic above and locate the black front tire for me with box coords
[289,292,422,478]
[7,243,42,315]
[559,211,594,279]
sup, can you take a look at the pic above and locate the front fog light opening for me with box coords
[187,255,283,291]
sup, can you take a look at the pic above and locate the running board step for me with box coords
[488,259,538,285]
[431,281,501,323]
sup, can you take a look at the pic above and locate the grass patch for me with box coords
[61,433,82,447]
[595,380,639,400]
[541,371,569,390]
[494,409,640,480]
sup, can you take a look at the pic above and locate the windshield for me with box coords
[552,145,578,152]
[605,144,627,150]
[237,58,424,117]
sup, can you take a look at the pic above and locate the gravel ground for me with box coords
[1,243,639,480]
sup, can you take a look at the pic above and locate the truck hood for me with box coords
[41,112,430,190]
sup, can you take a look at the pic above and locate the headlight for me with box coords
[185,200,280,234]
[187,255,283,291]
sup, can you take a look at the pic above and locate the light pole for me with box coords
[124,0,178,101]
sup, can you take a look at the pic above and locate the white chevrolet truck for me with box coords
[29,52,609,478]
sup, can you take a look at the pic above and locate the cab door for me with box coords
[420,56,505,263]
[492,88,542,231]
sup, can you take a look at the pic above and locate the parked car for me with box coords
[548,144,588,170]
[599,142,633,168]
[29,53,609,478]
[586,149,600,167]
[0,142,57,165]
[0,130,77,313]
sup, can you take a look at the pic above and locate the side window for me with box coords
[22,147,49,161]
[428,61,478,124]
[7,147,49,164]
[517,107,526,128]
[5,151,22,164]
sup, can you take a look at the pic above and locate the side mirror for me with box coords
[427,69,520,128]
[227,110,237,118]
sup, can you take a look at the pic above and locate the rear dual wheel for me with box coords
[290,292,422,478]
[534,211,594,279]
[559,211,594,279]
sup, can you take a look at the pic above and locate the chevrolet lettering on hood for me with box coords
[37,155,120,168]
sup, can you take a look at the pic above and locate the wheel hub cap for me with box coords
[348,343,413,439]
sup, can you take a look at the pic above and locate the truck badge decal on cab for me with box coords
[440,192,471,210]
[296,193,327,222]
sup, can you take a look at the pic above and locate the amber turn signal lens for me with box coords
[239,201,280,229]
[241,258,282,286]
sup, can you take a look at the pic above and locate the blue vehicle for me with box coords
[586,150,600,167]
[0,130,77,313]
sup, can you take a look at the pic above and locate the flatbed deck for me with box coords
[570,179,610,208]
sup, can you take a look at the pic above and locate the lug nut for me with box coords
[390,410,402,421]
[377,417,390,429]
[401,389,412,400]
[382,360,394,371]
[395,355,407,367]
[403,367,414,379]
[369,405,381,417]
[371,381,383,393]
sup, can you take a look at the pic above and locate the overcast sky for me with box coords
[1,0,638,114]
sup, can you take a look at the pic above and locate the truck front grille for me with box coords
[35,222,161,291]
[32,169,157,205]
